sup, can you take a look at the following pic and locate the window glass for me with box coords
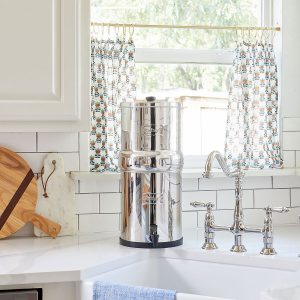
[91,0,261,49]
[136,64,230,155]
[91,0,263,159]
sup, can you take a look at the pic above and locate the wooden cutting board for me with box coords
[34,153,77,237]
[0,147,61,239]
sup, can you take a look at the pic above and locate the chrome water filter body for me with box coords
[119,97,183,248]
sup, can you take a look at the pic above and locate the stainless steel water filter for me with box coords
[119,97,183,248]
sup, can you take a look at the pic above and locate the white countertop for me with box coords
[1,226,300,286]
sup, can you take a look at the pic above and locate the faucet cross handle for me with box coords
[190,201,214,211]
[264,206,289,214]
[260,206,289,255]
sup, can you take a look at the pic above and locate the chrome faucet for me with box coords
[191,151,289,255]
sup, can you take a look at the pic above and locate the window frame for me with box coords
[81,0,275,172]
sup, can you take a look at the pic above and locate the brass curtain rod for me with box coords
[91,22,281,31]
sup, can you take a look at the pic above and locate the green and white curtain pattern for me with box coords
[225,41,283,169]
[90,37,136,172]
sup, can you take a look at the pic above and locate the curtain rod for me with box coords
[91,22,281,31]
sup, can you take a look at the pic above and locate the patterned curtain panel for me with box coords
[225,41,283,169]
[90,37,136,172]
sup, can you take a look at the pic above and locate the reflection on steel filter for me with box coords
[119,97,183,248]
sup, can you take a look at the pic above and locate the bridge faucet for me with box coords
[191,151,289,255]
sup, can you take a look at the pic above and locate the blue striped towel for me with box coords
[93,281,176,300]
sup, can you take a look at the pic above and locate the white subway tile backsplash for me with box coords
[217,190,253,209]
[273,176,300,188]
[79,214,119,232]
[182,179,198,191]
[283,132,300,150]
[254,189,290,208]
[198,176,272,191]
[79,132,90,171]
[75,193,99,214]
[243,209,265,227]
[61,153,80,172]
[213,210,235,226]
[80,179,119,193]
[291,189,300,207]
[199,177,235,190]
[283,151,296,168]
[197,211,206,228]
[0,133,36,152]
[18,152,79,172]
[271,207,300,225]
[283,117,300,132]
[3,129,300,235]
[296,152,300,168]
[182,211,198,228]
[243,177,272,189]
[182,191,216,211]
[38,132,78,152]
[100,193,121,213]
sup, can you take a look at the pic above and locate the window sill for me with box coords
[70,168,300,181]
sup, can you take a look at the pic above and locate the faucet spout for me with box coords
[203,150,241,178]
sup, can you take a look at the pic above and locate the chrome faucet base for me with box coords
[231,244,247,253]
[260,248,277,255]
[202,242,218,250]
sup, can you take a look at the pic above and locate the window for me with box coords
[91,0,273,168]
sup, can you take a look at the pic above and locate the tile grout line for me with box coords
[36,132,38,152]
[271,176,274,189]
[78,132,81,171]
[98,193,101,214]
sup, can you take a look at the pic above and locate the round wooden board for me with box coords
[0,147,38,238]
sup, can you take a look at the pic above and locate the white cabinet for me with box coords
[0,0,90,132]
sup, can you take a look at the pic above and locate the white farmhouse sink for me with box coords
[80,249,300,300]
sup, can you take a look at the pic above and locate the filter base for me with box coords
[119,237,183,249]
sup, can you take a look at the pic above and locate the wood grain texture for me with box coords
[22,211,61,238]
[0,147,61,238]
